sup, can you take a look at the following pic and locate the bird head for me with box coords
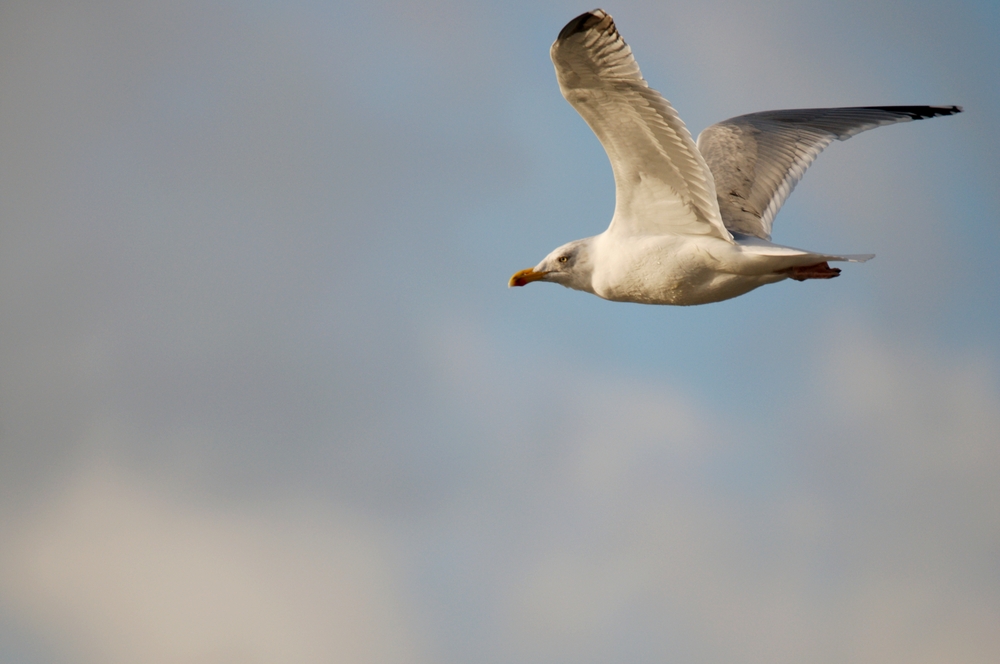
[509,238,595,293]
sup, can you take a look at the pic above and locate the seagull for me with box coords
[509,9,961,305]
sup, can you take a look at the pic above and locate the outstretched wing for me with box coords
[551,10,731,242]
[697,106,962,240]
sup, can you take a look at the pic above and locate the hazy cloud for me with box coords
[1,462,425,664]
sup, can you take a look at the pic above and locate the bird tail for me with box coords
[827,253,875,263]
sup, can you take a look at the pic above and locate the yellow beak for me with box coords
[509,267,549,287]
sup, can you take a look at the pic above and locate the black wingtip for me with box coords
[557,9,607,41]
[865,105,963,119]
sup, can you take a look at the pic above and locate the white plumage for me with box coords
[509,9,961,305]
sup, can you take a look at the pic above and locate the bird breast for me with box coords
[591,234,763,305]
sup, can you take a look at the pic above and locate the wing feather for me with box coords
[697,106,962,239]
[551,10,731,241]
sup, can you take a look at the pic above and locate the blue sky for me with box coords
[1,1,998,662]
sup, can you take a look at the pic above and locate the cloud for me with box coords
[467,315,1000,664]
[0,462,425,664]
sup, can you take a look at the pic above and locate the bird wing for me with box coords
[697,106,962,240]
[551,10,731,242]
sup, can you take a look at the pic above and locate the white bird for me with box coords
[509,9,961,305]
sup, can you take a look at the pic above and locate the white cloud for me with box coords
[489,315,1000,664]
[0,463,426,664]
[820,319,1000,495]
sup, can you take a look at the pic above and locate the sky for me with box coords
[0,0,998,662]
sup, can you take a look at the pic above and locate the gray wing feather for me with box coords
[696,106,962,239]
[552,10,730,241]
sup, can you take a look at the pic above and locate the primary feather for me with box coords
[697,106,962,239]
[551,10,731,241]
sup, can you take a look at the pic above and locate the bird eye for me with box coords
[558,255,570,263]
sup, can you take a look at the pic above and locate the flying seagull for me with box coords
[509,9,961,305]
